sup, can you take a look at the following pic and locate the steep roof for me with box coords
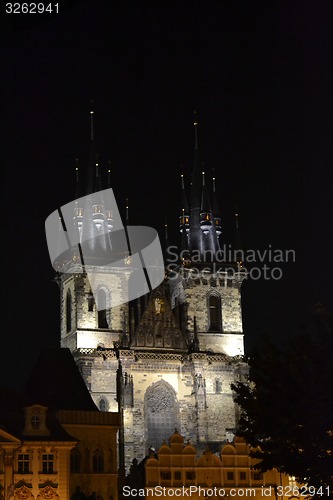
[24,348,98,411]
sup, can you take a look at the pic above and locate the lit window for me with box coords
[42,454,54,474]
[93,205,103,214]
[289,476,297,488]
[17,454,30,473]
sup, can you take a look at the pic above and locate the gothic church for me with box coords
[56,113,247,473]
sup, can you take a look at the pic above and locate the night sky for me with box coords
[1,0,333,390]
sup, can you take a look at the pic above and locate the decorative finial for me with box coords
[89,99,95,141]
[212,167,216,192]
[107,160,112,187]
[180,166,185,189]
[75,158,79,182]
[125,198,129,222]
[193,110,198,150]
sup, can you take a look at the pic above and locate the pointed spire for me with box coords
[163,216,172,272]
[189,111,203,256]
[179,168,190,235]
[86,100,97,195]
[211,168,222,237]
[234,211,244,268]
[200,169,211,212]
[193,110,199,151]
[90,99,95,141]
[125,198,129,223]
[107,161,112,188]
[75,158,81,199]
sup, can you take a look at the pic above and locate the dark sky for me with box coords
[1,0,333,390]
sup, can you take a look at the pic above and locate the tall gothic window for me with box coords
[145,381,180,450]
[97,288,109,329]
[66,289,72,333]
[208,293,222,331]
[70,449,81,473]
[93,449,104,473]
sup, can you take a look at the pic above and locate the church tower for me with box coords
[57,111,247,472]
[169,113,245,357]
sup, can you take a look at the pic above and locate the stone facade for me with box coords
[59,267,247,472]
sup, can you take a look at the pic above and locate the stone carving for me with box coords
[37,486,59,499]
[14,485,34,500]
[145,386,173,413]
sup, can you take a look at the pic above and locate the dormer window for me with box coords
[23,405,50,436]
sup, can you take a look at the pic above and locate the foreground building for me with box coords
[56,113,247,472]
[144,431,293,499]
[0,349,120,500]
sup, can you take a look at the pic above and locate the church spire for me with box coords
[86,100,97,195]
[189,111,203,256]
[234,211,244,268]
[186,113,221,261]
[179,170,190,234]
[179,171,190,266]
[212,170,222,237]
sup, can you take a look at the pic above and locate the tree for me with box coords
[232,305,333,489]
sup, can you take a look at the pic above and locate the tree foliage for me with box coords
[232,305,333,489]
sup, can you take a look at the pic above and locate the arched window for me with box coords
[208,293,222,331]
[93,449,104,473]
[97,288,109,329]
[145,381,180,450]
[83,448,90,473]
[66,290,72,333]
[99,398,107,412]
[70,448,81,473]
